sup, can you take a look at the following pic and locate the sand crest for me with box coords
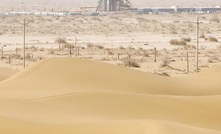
[0,58,220,134]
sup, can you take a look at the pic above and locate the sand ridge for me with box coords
[0,58,220,134]
[0,68,18,82]
[0,58,221,98]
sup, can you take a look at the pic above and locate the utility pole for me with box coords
[15,48,18,55]
[1,46,3,57]
[23,18,26,69]
[47,0,49,12]
[75,37,78,58]
[69,44,72,58]
[196,16,199,73]
[186,51,189,74]
[154,47,157,62]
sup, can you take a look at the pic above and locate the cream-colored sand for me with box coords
[0,68,18,82]
[0,58,220,134]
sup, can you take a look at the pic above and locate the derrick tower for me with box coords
[96,0,133,12]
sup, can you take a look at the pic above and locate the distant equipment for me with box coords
[31,5,39,12]
[20,5,28,11]
[96,0,134,12]
[80,7,97,12]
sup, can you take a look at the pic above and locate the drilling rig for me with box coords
[96,0,133,12]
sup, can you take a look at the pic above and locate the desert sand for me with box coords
[0,58,220,134]
[0,1,221,133]
[0,68,18,81]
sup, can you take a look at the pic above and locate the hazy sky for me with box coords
[0,0,220,11]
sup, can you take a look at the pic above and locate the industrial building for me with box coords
[96,0,134,12]
[137,7,221,14]
[3,0,221,17]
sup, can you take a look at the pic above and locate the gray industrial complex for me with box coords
[0,0,221,16]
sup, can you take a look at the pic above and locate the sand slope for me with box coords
[0,58,221,98]
[0,68,18,82]
[0,115,220,134]
[0,58,220,134]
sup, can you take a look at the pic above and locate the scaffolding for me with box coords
[96,0,133,12]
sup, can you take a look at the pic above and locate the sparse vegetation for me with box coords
[55,38,67,51]
[0,14,221,77]
[208,56,220,63]
[200,33,206,39]
[107,50,114,55]
[160,57,171,68]
[142,51,149,57]
[87,43,94,48]
[123,59,140,68]
[96,45,104,49]
[170,39,187,46]
[207,36,218,42]
[181,37,191,42]
[210,16,220,23]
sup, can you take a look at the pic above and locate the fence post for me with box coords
[154,47,157,62]
[186,51,189,74]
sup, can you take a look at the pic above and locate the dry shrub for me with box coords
[207,30,211,34]
[109,15,120,20]
[96,45,104,49]
[136,17,148,23]
[186,45,196,49]
[63,43,74,49]
[91,17,101,22]
[181,37,191,42]
[173,20,180,23]
[208,56,220,63]
[77,19,84,23]
[188,24,193,28]
[127,46,134,50]
[119,46,125,50]
[123,59,140,68]
[37,56,45,60]
[170,39,187,46]
[181,29,187,34]
[105,48,111,51]
[12,54,22,60]
[48,49,55,54]
[87,43,94,48]
[142,51,149,57]
[200,33,206,39]
[107,50,114,55]
[60,19,67,23]
[26,53,33,61]
[207,36,218,42]
[30,46,39,51]
[202,16,206,20]
[160,57,171,68]
[160,72,170,77]
[171,31,178,34]
[210,16,220,23]
[55,38,67,44]
[40,47,45,51]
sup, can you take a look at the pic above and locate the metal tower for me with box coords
[96,0,133,12]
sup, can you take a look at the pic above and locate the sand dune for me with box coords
[0,116,220,134]
[0,68,18,82]
[0,58,220,134]
[0,58,221,98]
